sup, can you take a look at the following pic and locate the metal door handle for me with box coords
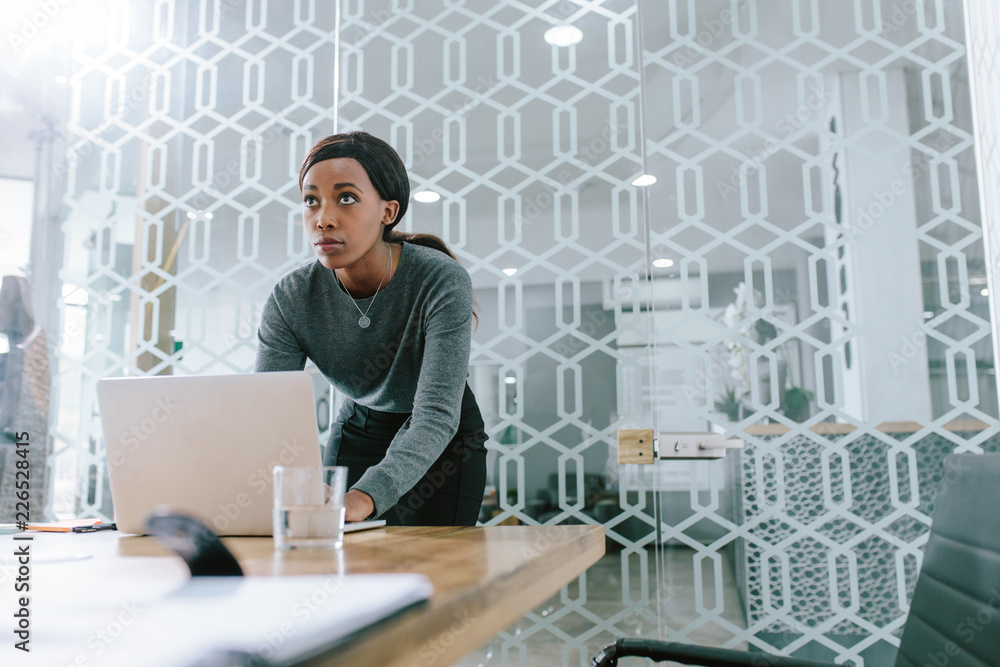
[617,430,744,462]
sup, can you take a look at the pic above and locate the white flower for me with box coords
[722,282,763,391]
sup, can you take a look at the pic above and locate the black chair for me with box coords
[593,453,1000,667]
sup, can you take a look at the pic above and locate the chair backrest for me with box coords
[895,454,1000,666]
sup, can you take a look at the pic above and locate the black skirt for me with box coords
[325,383,487,526]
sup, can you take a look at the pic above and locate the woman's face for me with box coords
[302,157,399,271]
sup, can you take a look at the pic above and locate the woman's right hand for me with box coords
[344,488,375,522]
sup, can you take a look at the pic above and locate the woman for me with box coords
[255,131,487,526]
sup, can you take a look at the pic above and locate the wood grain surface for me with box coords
[117,525,606,666]
[742,418,994,436]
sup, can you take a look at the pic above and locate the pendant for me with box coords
[358,316,371,328]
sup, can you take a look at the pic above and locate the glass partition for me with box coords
[35,0,996,665]
[637,0,994,662]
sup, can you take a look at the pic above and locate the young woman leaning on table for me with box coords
[254,131,488,527]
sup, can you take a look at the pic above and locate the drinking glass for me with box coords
[272,466,347,549]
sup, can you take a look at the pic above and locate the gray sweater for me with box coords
[254,242,474,516]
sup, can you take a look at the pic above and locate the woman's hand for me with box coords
[344,489,375,522]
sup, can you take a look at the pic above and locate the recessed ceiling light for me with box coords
[981,288,989,296]
[502,267,517,276]
[632,174,657,187]
[504,375,517,384]
[923,311,935,319]
[413,190,441,203]
[544,25,583,47]
[185,211,197,219]
[652,258,674,268]
[204,211,213,219]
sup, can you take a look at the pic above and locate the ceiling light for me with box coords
[185,211,197,219]
[652,258,674,268]
[923,311,934,319]
[413,190,441,203]
[204,211,213,219]
[981,288,989,296]
[504,375,517,384]
[502,267,517,276]
[544,25,583,47]
[632,174,657,187]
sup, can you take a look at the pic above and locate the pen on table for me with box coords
[71,523,117,533]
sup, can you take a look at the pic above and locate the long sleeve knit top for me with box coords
[254,242,474,516]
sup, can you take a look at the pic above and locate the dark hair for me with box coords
[300,131,462,254]
[300,131,478,325]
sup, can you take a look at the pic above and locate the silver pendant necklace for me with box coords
[338,243,392,328]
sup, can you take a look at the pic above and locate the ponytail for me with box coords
[384,231,454,257]
[386,231,479,329]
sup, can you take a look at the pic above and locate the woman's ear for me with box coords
[383,200,400,225]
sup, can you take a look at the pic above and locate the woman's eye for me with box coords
[339,193,357,204]
[303,196,317,206]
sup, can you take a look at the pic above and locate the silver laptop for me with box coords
[97,371,323,536]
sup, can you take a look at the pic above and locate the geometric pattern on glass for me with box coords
[49,0,997,665]
[642,0,996,661]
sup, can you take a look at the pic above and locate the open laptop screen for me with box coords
[96,371,322,535]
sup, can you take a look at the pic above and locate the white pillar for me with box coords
[835,70,933,422]
[964,0,1000,415]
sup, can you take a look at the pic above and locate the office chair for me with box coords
[593,453,1000,666]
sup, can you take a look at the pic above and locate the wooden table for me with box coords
[12,525,605,666]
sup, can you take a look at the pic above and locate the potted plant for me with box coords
[719,282,814,423]
[780,385,814,423]
[714,384,746,422]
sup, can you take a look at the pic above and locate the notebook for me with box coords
[95,574,433,666]
[96,371,323,535]
[346,519,386,532]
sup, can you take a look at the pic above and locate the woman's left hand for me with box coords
[344,489,375,522]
